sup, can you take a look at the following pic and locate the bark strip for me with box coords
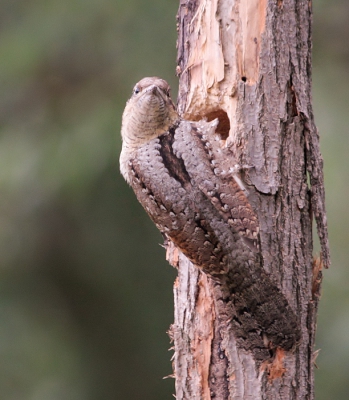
[169,0,329,398]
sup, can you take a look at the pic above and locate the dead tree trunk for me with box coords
[167,0,330,399]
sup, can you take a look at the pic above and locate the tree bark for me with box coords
[167,0,329,399]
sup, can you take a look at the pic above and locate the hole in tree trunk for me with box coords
[205,109,230,140]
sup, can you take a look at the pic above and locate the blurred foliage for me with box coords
[313,1,349,398]
[0,0,347,399]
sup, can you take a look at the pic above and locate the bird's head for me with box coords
[121,77,179,150]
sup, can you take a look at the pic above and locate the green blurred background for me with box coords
[0,0,347,399]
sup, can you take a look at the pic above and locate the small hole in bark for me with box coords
[241,76,247,82]
[205,109,230,140]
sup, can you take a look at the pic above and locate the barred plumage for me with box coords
[120,77,300,356]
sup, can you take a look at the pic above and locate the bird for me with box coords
[120,77,300,356]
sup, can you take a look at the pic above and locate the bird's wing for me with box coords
[128,131,233,276]
[172,120,260,252]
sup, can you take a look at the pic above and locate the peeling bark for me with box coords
[167,0,329,399]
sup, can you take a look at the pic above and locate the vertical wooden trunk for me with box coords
[167,0,329,399]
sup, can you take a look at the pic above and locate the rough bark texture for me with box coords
[167,0,329,399]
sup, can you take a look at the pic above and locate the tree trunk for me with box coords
[167,0,330,399]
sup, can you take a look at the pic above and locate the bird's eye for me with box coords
[133,86,140,95]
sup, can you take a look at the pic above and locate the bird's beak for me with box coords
[149,85,158,95]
